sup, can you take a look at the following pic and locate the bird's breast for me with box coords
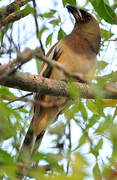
[51,41,96,81]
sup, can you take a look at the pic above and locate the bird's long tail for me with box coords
[19,96,64,161]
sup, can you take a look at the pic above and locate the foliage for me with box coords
[0,0,117,179]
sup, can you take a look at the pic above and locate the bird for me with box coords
[20,5,101,158]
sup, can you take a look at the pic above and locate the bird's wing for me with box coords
[40,42,62,77]
[33,42,62,120]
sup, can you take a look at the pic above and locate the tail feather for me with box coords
[19,126,45,158]
[19,95,65,161]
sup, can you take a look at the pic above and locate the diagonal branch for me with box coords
[0,0,32,19]
[0,48,41,80]
[0,9,30,28]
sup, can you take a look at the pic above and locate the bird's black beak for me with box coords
[66,5,83,22]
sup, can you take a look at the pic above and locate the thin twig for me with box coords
[108,38,117,41]
[7,92,33,104]
[32,0,45,55]
[5,29,19,52]
[66,123,72,174]
[3,93,67,108]
[13,105,25,110]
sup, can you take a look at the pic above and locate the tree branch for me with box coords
[0,9,30,28]
[0,48,41,80]
[0,47,116,99]
[32,0,45,55]
[0,0,32,19]
[0,71,117,99]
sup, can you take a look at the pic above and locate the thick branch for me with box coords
[0,48,116,99]
[0,71,117,99]
[0,72,68,96]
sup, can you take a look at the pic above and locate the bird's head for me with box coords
[66,5,100,33]
[66,5,101,54]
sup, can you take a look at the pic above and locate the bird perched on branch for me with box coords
[20,5,101,157]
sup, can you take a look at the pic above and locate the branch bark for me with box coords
[0,47,116,99]
[0,71,117,99]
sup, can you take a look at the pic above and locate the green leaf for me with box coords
[46,33,53,47]
[0,86,15,96]
[58,28,66,40]
[79,102,88,120]
[35,58,43,73]
[22,4,34,14]
[112,107,117,121]
[88,114,100,127]
[93,163,101,179]
[0,149,14,165]
[70,102,80,115]
[97,61,108,72]
[103,99,117,108]
[0,149,17,178]
[95,97,104,116]
[38,26,48,40]
[103,0,109,5]
[108,71,117,82]
[77,135,87,149]
[86,100,99,115]
[33,153,64,173]
[49,19,60,26]
[95,115,112,134]
[64,102,80,120]
[95,138,103,152]
[62,0,76,7]
[64,107,72,120]
[39,11,56,18]
[15,107,28,114]
[101,29,114,40]
[0,100,22,140]
[90,0,117,24]
[68,81,80,98]
[72,153,88,179]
